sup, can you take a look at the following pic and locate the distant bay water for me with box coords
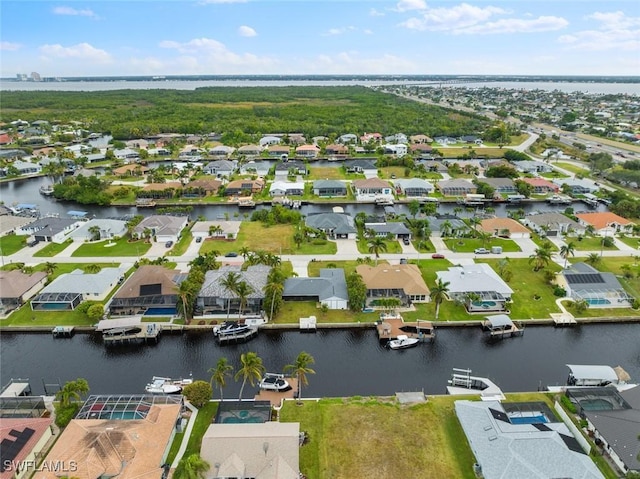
[1,79,639,95]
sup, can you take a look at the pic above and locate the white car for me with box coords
[474,248,490,254]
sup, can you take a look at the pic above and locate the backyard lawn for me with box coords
[443,237,521,253]
[356,237,403,255]
[616,235,640,250]
[307,167,348,180]
[273,300,373,324]
[571,236,618,252]
[164,402,218,465]
[0,234,28,255]
[33,239,73,257]
[593,256,640,299]
[555,162,589,174]
[72,237,152,257]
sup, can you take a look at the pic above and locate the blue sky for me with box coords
[1,0,639,77]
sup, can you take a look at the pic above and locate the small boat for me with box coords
[547,364,638,393]
[213,321,251,337]
[258,373,291,392]
[446,368,505,399]
[145,376,193,394]
[546,194,572,205]
[387,334,419,350]
[39,185,55,196]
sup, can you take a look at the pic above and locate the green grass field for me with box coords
[0,234,28,256]
[33,239,73,257]
[443,237,521,253]
[72,237,152,257]
[356,237,403,255]
[571,236,618,252]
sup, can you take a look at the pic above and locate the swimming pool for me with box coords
[144,307,177,315]
[578,398,614,411]
[586,298,611,306]
[472,301,498,308]
[509,414,549,425]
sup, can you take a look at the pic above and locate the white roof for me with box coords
[567,365,619,382]
[96,317,143,331]
[485,315,513,328]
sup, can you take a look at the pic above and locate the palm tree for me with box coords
[264,268,286,321]
[239,246,251,260]
[83,264,102,274]
[235,352,265,400]
[55,378,90,408]
[234,281,254,321]
[219,271,241,319]
[209,357,234,401]
[174,454,210,479]
[529,245,553,272]
[476,231,491,248]
[559,241,576,268]
[177,279,197,322]
[43,262,58,275]
[469,216,482,236]
[367,237,387,264]
[430,279,450,320]
[284,351,316,403]
[88,225,101,241]
[440,220,453,238]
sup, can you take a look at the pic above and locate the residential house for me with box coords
[356,263,430,307]
[325,144,349,155]
[360,132,382,144]
[460,135,481,144]
[31,267,125,311]
[364,222,411,240]
[479,218,531,239]
[11,160,42,176]
[345,158,377,173]
[521,177,560,194]
[409,143,433,155]
[436,179,477,196]
[295,144,320,158]
[0,133,13,145]
[16,217,81,243]
[195,265,269,317]
[522,212,585,237]
[557,262,633,308]
[240,161,270,177]
[0,270,47,315]
[394,178,435,197]
[479,177,516,194]
[436,263,513,313]
[139,182,183,200]
[513,160,553,174]
[0,417,54,479]
[112,164,149,177]
[553,178,599,195]
[410,134,433,144]
[425,215,468,238]
[351,178,394,203]
[337,133,358,144]
[259,135,282,147]
[113,148,139,161]
[575,212,634,235]
[383,144,408,157]
[305,213,357,239]
[209,145,236,158]
[237,145,263,157]
[191,220,241,241]
[147,147,171,156]
[275,160,307,176]
[69,219,128,242]
[268,145,291,158]
[283,269,348,309]
[201,422,300,479]
[385,133,408,144]
[34,395,182,479]
[313,180,348,197]
[0,215,33,236]
[269,180,305,196]
[225,179,265,196]
[203,160,237,178]
[109,265,184,316]
[185,178,223,197]
[125,139,149,149]
[455,400,604,479]
[133,215,188,243]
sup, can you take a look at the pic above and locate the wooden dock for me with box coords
[376,314,435,342]
[52,326,74,337]
[103,323,161,344]
[551,313,577,327]
[216,327,258,345]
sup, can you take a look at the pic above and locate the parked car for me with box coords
[402,237,410,245]
[474,248,490,254]
[165,241,173,248]
[431,253,445,259]
[195,236,203,243]
[225,251,238,257]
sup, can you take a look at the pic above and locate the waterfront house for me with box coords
[305,213,357,239]
[10,160,42,176]
[283,268,348,309]
[480,177,516,194]
[364,222,412,240]
[133,215,188,243]
[513,160,553,174]
[436,179,477,196]
[209,145,236,158]
[268,144,291,158]
[185,178,223,196]
[16,217,81,244]
[455,400,604,479]
[269,180,305,196]
[337,133,358,144]
[393,178,435,197]
[557,262,633,308]
[385,133,408,144]
[521,177,560,194]
[312,179,348,197]
[125,139,149,149]
[201,422,300,479]
[113,148,139,161]
[383,143,408,157]
[69,218,128,242]
[325,144,349,155]
[522,212,585,237]
[239,161,271,177]
[295,144,320,159]
[113,164,146,177]
[109,265,183,316]
[0,270,47,315]
[35,395,182,479]
[139,182,183,200]
[344,159,377,175]
[575,212,634,235]
[479,218,531,239]
[410,134,433,144]
[425,215,468,238]
[275,159,307,176]
[259,135,282,147]
[553,178,599,195]
[225,178,265,196]
[196,265,269,317]
[0,416,54,479]
[237,144,263,157]
[356,263,430,307]
[203,160,237,178]
[436,263,513,313]
[409,143,433,155]
[31,267,125,311]
[191,220,241,241]
[351,178,394,203]
[0,215,34,236]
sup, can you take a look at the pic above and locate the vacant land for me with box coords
[72,237,152,257]
[0,234,27,255]
[443,237,521,253]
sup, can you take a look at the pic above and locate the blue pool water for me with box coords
[586,299,611,306]
[41,304,71,310]
[472,301,498,308]
[509,415,548,425]
[144,307,176,315]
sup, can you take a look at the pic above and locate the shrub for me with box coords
[553,286,567,297]
[602,236,614,248]
[55,403,80,428]
[182,380,212,408]
[560,394,577,414]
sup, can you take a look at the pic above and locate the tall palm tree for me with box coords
[469,216,482,236]
[284,351,316,403]
[88,225,101,241]
[55,378,90,408]
[209,357,234,401]
[234,281,254,321]
[529,245,553,272]
[174,454,210,479]
[367,237,387,265]
[559,241,576,268]
[264,268,286,321]
[43,262,58,275]
[219,271,241,319]
[235,352,265,400]
[440,220,453,238]
[430,279,450,320]
[177,279,197,322]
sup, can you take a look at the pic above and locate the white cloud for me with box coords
[238,25,257,37]
[399,3,508,31]
[308,52,419,74]
[0,41,22,51]
[558,10,640,51]
[369,8,385,17]
[52,6,97,17]
[39,43,112,63]
[458,16,568,35]
[363,29,373,35]
[323,26,356,36]
[396,0,426,13]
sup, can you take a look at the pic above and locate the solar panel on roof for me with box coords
[566,273,605,285]
[0,428,36,469]
[559,433,585,455]
[533,423,552,431]
[140,283,162,296]
[489,408,510,423]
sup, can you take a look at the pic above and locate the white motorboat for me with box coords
[446,368,505,400]
[258,373,291,392]
[145,376,193,394]
[213,321,252,337]
[546,364,638,393]
[387,335,419,350]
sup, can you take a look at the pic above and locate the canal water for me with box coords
[1,324,638,398]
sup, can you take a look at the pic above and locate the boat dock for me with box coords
[299,315,317,332]
[375,313,435,342]
[0,378,32,398]
[551,313,577,327]
[52,326,74,337]
[103,323,161,344]
[254,377,299,407]
[216,327,258,345]
[482,314,524,338]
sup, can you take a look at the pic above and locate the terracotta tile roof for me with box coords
[352,178,391,189]
[479,217,531,234]
[356,264,430,296]
[575,212,633,230]
[521,177,558,188]
[0,270,47,298]
[142,181,183,191]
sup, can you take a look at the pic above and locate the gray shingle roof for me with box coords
[364,222,411,235]
[305,213,356,235]
[283,269,347,301]
[313,180,347,189]
[198,265,270,300]
[38,268,124,295]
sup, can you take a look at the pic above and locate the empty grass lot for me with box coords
[33,239,73,257]
[0,234,28,256]
[72,237,152,257]
[307,167,348,180]
[555,162,589,175]
[443,237,521,253]
[571,236,618,252]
